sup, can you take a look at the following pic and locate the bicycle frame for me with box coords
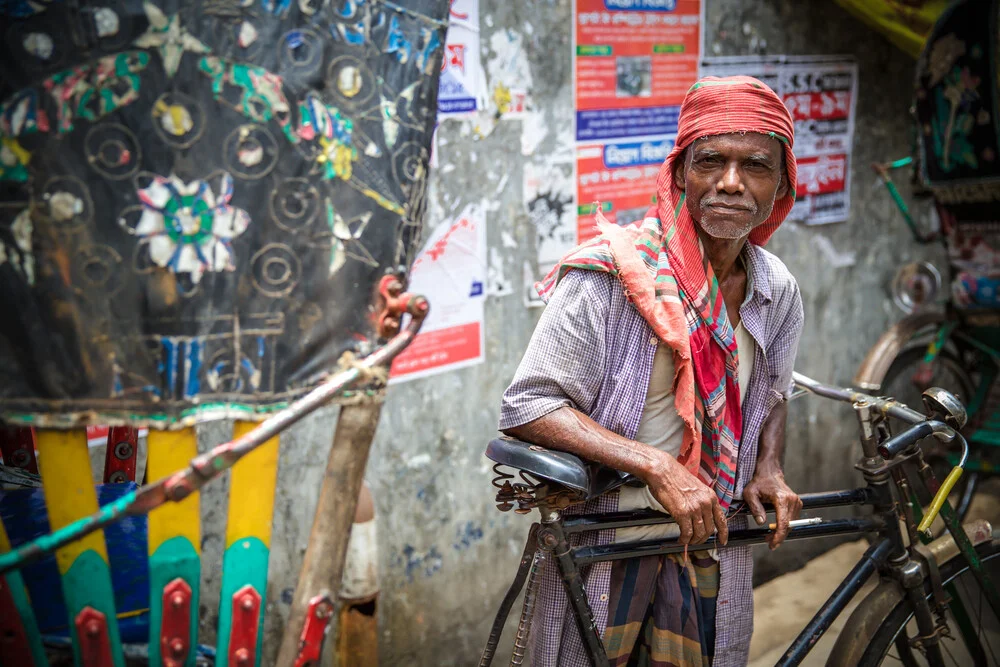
[480,374,1000,667]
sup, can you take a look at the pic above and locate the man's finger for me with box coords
[691,509,709,545]
[712,501,728,547]
[744,487,767,525]
[677,516,693,545]
[770,497,790,550]
[791,495,803,521]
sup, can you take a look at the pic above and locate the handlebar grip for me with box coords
[918,466,964,535]
[877,421,936,459]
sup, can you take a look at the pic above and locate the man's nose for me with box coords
[716,162,745,194]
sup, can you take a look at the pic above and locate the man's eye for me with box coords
[697,157,723,166]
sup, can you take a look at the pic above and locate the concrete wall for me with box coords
[188,1,948,664]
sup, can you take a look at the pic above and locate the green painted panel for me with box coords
[62,549,125,667]
[215,537,270,667]
[4,568,49,666]
[148,536,201,667]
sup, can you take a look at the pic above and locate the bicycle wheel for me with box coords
[827,540,1000,666]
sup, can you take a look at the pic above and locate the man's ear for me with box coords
[672,153,687,191]
[775,171,790,200]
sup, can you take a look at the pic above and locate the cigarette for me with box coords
[767,517,822,530]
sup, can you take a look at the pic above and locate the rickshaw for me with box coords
[0,0,450,664]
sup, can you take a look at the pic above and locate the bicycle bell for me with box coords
[921,386,968,430]
[891,261,941,314]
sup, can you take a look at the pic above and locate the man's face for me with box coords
[673,133,789,240]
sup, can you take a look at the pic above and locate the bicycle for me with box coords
[479,373,1000,666]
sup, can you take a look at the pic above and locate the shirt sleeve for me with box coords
[768,277,805,399]
[498,271,611,431]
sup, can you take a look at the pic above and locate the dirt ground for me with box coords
[748,480,1000,666]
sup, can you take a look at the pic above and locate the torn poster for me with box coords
[390,204,486,382]
[438,0,486,117]
[700,55,859,225]
[523,158,575,307]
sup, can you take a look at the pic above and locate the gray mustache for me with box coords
[700,197,758,214]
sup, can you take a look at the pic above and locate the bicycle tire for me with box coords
[826,540,1000,666]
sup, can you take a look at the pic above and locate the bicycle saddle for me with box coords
[486,436,634,501]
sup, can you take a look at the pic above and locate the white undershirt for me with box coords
[616,320,756,542]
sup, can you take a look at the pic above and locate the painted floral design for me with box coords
[134,172,249,283]
[134,2,209,78]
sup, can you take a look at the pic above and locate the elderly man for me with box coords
[499,76,805,666]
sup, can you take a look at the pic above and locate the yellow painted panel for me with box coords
[0,519,11,552]
[225,422,279,549]
[36,429,108,574]
[146,428,201,554]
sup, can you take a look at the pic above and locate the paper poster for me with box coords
[390,205,487,382]
[574,0,702,142]
[570,0,702,250]
[700,56,859,225]
[576,137,673,243]
[438,0,485,116]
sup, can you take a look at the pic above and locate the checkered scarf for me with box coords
[536,76,796,509]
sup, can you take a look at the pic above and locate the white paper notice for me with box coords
[700,55,858,225]
[438,0,487,117]
[390,205,487,382]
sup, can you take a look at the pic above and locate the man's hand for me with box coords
[647,455,729,547]
[742,466,801,549]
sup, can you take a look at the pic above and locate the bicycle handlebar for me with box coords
[792,372,969,535]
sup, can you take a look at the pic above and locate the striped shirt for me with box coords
[499,242,804,667]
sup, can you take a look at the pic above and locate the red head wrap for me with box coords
[658,75,797,246]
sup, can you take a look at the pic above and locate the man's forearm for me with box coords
[755,399,788,476]
[503,406,667,481]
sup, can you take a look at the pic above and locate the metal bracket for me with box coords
[229,585,262,666]
[0,426,38,474]
[75,606,113,667]
[374,274,428,339]
[160,578,193,666]
[913,543,950,612]
[103,427,138,484]
[293,592,335,667]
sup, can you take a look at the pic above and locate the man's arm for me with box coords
[505,408,728,546]
[741,401,802,548]
[500,271,726,546]
[742,275,805,549]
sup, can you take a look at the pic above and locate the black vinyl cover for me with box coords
[0,0,449,426]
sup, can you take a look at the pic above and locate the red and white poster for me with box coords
[700,55,858,225]
[390,205,487,382]
[570,0,703,250]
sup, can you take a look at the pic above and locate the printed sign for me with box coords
[438,0,485,116]
[575,137,673,242]
[574,0,701,142]
[700,56,859,225]
[390,205,487,381]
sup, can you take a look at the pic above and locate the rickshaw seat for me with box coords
[486,436,633,500]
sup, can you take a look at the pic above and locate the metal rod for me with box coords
[793,372,930,425]
[562,488,876,534]
[509,549,547,666]
[542,512,608,667]
[0,306,428,577]
[478,524,540,667]
[573,517,883,566]
[777,539,894,666]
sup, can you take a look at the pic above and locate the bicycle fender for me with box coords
[824,520,993,667]
[853,310,949,391]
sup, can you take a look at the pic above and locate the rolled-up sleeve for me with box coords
[498,271,611,430]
